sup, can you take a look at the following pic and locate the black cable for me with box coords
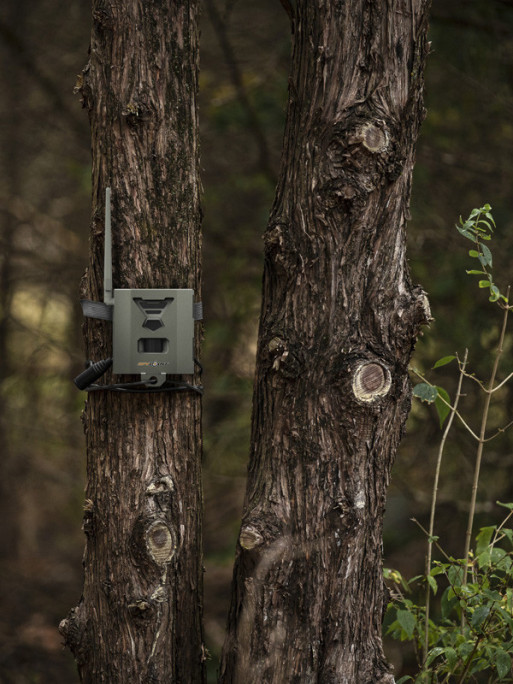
[74,358,113,390]
[86,381,203,395]
[75,357,204,395]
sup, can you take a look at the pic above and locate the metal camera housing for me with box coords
[113,288,195,385]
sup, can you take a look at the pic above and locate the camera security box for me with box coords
[75,188,202,391]
[113,288,194,381]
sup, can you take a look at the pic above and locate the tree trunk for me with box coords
[220,1,432,682]
[59,2,205,682]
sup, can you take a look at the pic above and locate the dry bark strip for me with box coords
[59,2,205,682]
[220,1,432,682]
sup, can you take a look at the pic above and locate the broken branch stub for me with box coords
[352,361,391,403]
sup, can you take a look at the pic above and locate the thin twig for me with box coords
[456,634,485,684]
[482,419,513,442]
[487,370,513,394]
[490,509,513,551]
[460,365,513,395]
[411,518,453,563]
[456,606,496,684]
[423,350,468,664]
[463,291,511,587]
[459,369,486,390]
[413,368,513,443]
[411,369,481,441]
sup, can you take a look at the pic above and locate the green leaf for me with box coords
[456,224,474,240]
[385,619,402,638]
[441,586,457,619]
[466,269,485,275]
[469,249,480,258]
[501,527,513,545]
[483,588,502,602]
[430,564,445,576]
[469,658,490,676]
[396,677,413,684]
[476,526,495,554]
[427,574,438,595]
[478,219,494,231]
[497,501,513,511]
[384,568,410,592]
[479,280,491,288]
[435,387,451,428]
[496,649,511,679]
[397,610,416,639]
[497,606,513,630]
[444,646,458,670]
[471,604,491,629]
[477,548,491,568]
[426,646,445,666]
[490,284,500,302]
[458,642,474,659]
[490,547,507,564]
[413,383,438,404]
[432,355,456,369]
[481,243,493,267]
[447,564,464,586]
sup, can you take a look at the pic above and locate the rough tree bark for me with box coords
[59,1,205,682]
[220,1,432,682]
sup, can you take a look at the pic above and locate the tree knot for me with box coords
[239,525,264,550]
[146,520,176,566]
[357,120,390,154]
[352,361,392,403]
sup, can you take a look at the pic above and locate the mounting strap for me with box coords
[81,299,113,321]
[81,298,203,321]
[193,302,203,321]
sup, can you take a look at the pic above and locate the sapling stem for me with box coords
[490,509,513,552]
[462,367,513,394]
[487,370,513,394]
[463,291,510,587]
[411,368,481,441]
[423,350,468,664]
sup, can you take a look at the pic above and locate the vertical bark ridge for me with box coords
[220,1,431,683]
[60,2,205,682]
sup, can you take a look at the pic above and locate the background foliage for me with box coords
[0,0,512,681]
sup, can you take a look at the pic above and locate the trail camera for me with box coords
[74,188,202,391]
[112,288,195,379]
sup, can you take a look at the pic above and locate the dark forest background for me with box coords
[0,1,512,681]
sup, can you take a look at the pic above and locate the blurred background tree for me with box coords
[0,0,512,681]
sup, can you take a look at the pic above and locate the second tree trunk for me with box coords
[220,1,432,682]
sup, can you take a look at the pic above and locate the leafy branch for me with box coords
[456,204,508,304]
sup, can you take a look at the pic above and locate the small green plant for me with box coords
[456,204,508,304]
[385,505,513,683]
[385,206,513,683]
